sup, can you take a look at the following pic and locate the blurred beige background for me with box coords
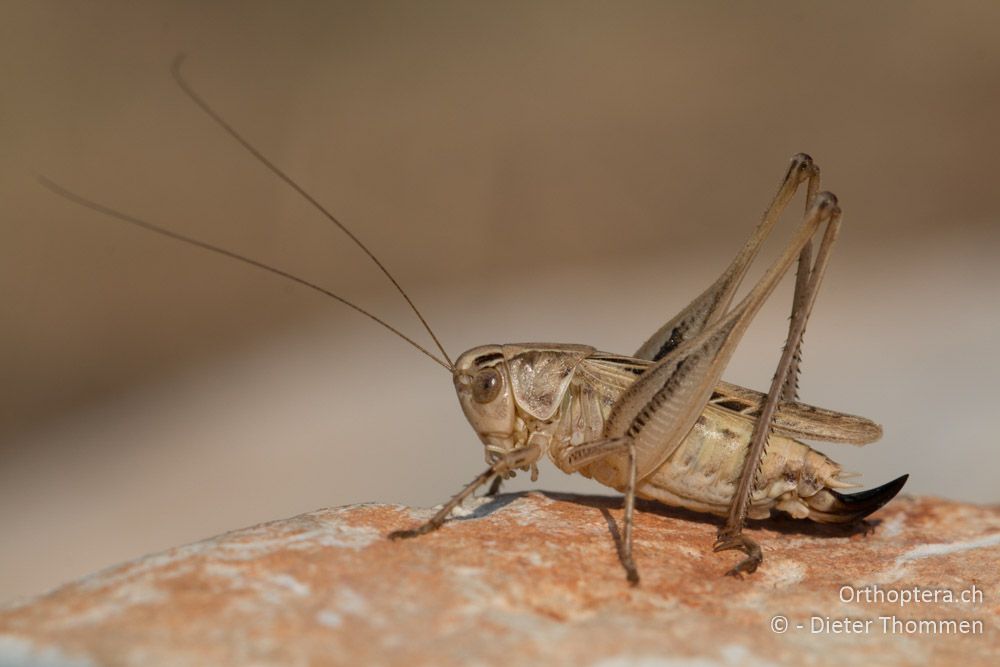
[2,1,998,603]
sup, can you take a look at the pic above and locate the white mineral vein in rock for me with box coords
[895,532,1000,562]
[878,531,1000,583]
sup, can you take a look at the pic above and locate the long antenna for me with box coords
[38,176,453,372]
[170,54,453,369]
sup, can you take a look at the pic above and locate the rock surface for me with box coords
[1,492,997,666]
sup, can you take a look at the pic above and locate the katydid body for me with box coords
[42,59,907,583]
[398,155,907,581]
[454,343,900,526]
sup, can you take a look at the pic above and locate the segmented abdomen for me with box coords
[562,402,857,522]
[633,408,856,520]
[544,362,860,522]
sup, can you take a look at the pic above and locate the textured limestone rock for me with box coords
[1,492,997,666]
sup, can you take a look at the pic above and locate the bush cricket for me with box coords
[41,57,908,583]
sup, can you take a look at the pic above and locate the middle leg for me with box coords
[557,437,639,584]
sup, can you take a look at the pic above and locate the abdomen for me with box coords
[586,407,857,522]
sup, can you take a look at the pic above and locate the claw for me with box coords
[713,533,763,576]
[725,556,761,577]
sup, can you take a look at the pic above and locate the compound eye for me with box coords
[472,368,502,404]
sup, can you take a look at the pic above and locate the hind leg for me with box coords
[715,205,843,576]
[635,154,820,362]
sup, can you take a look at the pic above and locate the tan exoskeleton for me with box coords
[392,155,907,581]
[42,57,907,583]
